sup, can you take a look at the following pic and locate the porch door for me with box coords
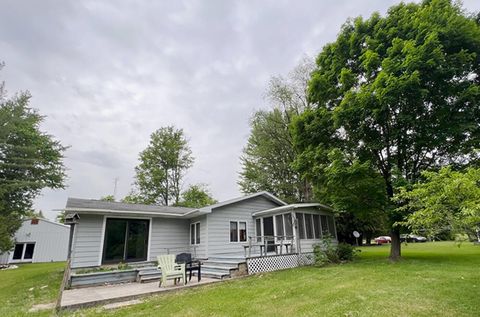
[262,216,275,252]
[103,218,149,264]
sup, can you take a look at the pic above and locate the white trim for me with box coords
[148,218,153,261]
[98,216,107,266]
[9,242,36,263]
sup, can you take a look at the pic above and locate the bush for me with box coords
[337,243,356,261]
[313,238,357,267]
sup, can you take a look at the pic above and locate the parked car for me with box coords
[374,236,391,245]
[400,234,427,243]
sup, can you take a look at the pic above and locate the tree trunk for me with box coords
[365,231,372,246]
[389,228,401,261]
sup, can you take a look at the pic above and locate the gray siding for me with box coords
[4,219,69,264]
[71,214,104,268]
[189,215,207,259]
[207,196,280,257]
[149,218,190,261]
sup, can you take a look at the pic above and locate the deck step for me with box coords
[201,269,230,279]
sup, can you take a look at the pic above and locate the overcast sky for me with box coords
[1,0,479,220]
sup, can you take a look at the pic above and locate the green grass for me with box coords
[0,262,65,317]
[1,242,479,316]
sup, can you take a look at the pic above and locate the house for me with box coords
[63,191,337,277]
[0,218,69,265]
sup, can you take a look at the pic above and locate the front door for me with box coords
[262,216,275,252]
[103,218,149,264]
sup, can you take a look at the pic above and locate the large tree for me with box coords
[239,58,314,203]
[292,0,480,260]
[0,68,67,251]
[133,126,194,206]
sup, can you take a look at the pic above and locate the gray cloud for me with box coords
[1,0,479,219]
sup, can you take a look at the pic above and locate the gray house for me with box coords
[0,218,69,265]
[64,192,337,278]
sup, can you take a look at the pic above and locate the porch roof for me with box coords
[251,203,333,217]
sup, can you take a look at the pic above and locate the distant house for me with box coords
[0,218,69,265]
[63,191,337,278]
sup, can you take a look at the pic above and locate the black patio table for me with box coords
[175,253,201,282]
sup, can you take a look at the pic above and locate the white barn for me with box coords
[0,218,69,264]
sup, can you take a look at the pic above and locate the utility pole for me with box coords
[113,177,119,200]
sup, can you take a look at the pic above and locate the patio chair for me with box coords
[175,253,201,282]
[157,254,186,287]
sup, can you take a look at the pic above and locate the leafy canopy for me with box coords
[396,167,480,240]
[0,81,66,251]
[239,58,314,203]
[133,126,194,206]
[292,0,480,259]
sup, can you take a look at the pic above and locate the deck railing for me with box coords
[245,235,296,257]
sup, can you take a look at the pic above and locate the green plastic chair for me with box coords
[157,254,186,287]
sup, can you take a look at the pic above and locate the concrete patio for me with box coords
[60,278,220,310]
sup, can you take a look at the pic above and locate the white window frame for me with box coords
[229,220,248,243]
[10,242,36,263]
[190,221,200,245]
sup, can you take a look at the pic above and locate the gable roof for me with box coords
[62,192,287,218]
[22,218,69,229]
[198,191,287,213]
[64,198,196,217]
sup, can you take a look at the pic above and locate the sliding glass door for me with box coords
[103,218,149,264]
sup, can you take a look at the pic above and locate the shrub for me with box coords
[337,243,356,261]
[313,238,357,266]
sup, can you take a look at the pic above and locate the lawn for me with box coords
[0,242,478,316]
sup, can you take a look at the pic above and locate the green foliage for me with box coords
[293,0,480,259]
[100,195,115,202]
[175,184,217,208]
[396,166,480,241]
[313,237,358,266]
[239,58,314,203]
[121,192,145,204]
[133,126,194,206]
[336,242,358,261]
[0,73,67,252]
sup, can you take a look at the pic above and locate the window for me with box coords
[296,213,306,239]
[320,215,329,235]
[190,222,200,245]
[327,216,336,237]
[11,243,35,261]
[103,218,149,264]
[305,214,314,239]
[12,244,24,260]
[275,215,284,237]
[230,222,238,242]
[239,222,247,242]
[230,221,247,242]
[24,243,35,259]
[255,218,262,242]
[313,214,321,239]
[284,213,293,238]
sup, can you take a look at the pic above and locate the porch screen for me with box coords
[103,218,149,264]
[284,214,293,237]
[296,213,306,239]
